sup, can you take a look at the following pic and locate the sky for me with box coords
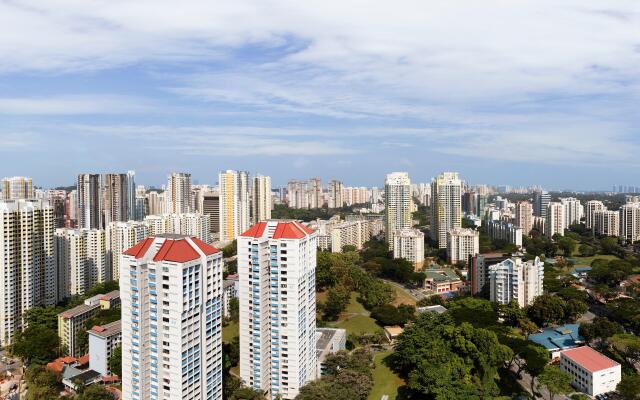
[0,1,639,190]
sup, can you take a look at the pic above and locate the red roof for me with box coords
[241,221,267,238]
[92,325,105,332]
[562,346,619,372]
[190,237,221,255]
[273,221,307,239]
[153,239,199,263]
[123,237,154,258]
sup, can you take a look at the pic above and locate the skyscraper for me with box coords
[165,172,193,214]
[515,201,534,235]
[327,180,344,209]
[585,200,605,230]
[560,197,584,227]
[106,220,149,281]
[55,228,107,299]
[239,221,317,399]
[430,172,462,249]
[203,190,220,237]
[620,202,640,243]
[121,235,224,400]
[219,170,250,242]
[287,180,309,209]
[384,172,412,245]
[252,175,272,223]
[0,199,56,346]
[103,173,134,225]
[127,170,136,220]
[533,190,551,219]
[309,177,323,208]
[545,202,566,238]
[489,257,544,306]
[1,176,34,200]
[77,174,102,229]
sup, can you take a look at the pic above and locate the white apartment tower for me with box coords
[120,235,224,400]
[239,221,317,400]
[103,173,135,224]
[1,176,33,200]
[620,202,640,243]
[392,228,425,269]
[327,180,344,209]
[384,172,412,245]
[489,256,544,306]
[545,202,566,238]
[515,201,534,236]
[287,180,309,209]
[165,172,193,214]
[431,172,462,248]
[309,178,323,209]
[55,228,107,299]
[559,197,584,227]
[107,221,150,281]
[595,210,620,237]
[585,200,605,230]
[252,175,272,223]
[219,170,251,242]
[446,228,479,265]
[0,199,56,346]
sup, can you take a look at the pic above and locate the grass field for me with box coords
[321,292,383,335]
[570,254,620,266]
[368,351,404,400]
[222,320,239,343]
[391,285,417,307]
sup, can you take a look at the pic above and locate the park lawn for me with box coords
[571,254,620,266]
[223,320,239,343]
[332,314,383,335]
[368,351,404,400]
[345,292,369,314]
[391,286,416,307]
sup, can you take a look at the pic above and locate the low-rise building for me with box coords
[316,328,346,378]
[331,219,371,252]
[88,320,122,376]
[424,268,462,294]
[528,324,585,359]
[560,346,621,397]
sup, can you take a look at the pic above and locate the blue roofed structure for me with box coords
[528,324,585,358]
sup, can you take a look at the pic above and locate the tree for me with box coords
[563,299,588,322]
[522,344,549,392]
[590,259,632,286]
[222,240,237,258]
[500,300,525,327]
[557,237,576,257]
[617,374,640,400]
[12,325,60,364]
[24,306,61,331]
[518,318,539,337]
[578,244,595,257]
[370,304,415,326]
[537,365,573,400]
[610,334,640,366]
[323,285,350,320]
[527,294,565,326]
[229,297,240,321]
[75,384,113,400]
[229,387,266,400]
[579,318,624,349]
[24,365,58,400]
[108,345,122,376]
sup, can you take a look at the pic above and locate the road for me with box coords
[381,279,426,301]
[509,361,569,400]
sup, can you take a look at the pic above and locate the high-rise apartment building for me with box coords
[203,190,220,237]
[121,235,224,400]
[78,174,102,229]
[309,178,323,209]
[103,173,135,225]
[545,202,566,238]
[515,201,534,235]
[55,228,107,299]
[392,228,425,269]
[594,210,620,237]
[327,180,344,209]
[287,180,309,209]
[165,172,192,214]
[533,191,551,219]
[585,200,606,230]
[239,221,317,400]
[620,202,640,243]
[330,220,371,253]
[144,213,211,244]
[0,199,56,346]
[219,170,250,242]
[560,197,584,227]
[446,228,479,265]
[384,172,412,245]
[252,175,272,223]
[489,257,544,306]
[106,221,149,281]
[1,176,33,200]
[431,172,462,249]
[146,190,163,216]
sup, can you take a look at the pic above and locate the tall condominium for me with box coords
[55,228,107,299]
[446,228,479,265]
[585,200,606,230]
[146,191,163,216]
[545,202,566,238]
[219,170,250,242]
[559,197,584,227]
[327,180,344,209]
[308,178,323,209]
[121,235,224,400]
[1,176,33,200]
[489,257,544,306]
[430,172,462,249]
[384,172,412,245]
[165,172,193,214]
[515,201,534,235]
[252,175,272,223]
[106,221,149,281]
[392,228,425,270]
[0,199,56,346]
[533,190,551,219]
[594,210,620,237]
[78,174,103,229]
[620,202,640,243]
[103,173,135,224]
[239,221,317,400]
[287,180,309,209]
[144,213,211,244]
[203,190,220,236]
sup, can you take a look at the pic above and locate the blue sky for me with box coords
[1,1,639,189]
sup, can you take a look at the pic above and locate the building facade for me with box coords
[120,235,224,400]
[219,170,251,242]
[252,175,272,223]
[327,180,344,209]
[620,202,640,243]
[545,202,566,238]
[515,201,533,235]
[489,257,544,306]
[55,228,107,299]
[107,221,149,281]
[392,228,425,269]
[384,172,412,245]
[78,174,102,229]
[1,176,33,200]
[431,172,462,249]
[239,221,317,400]
[88,320,122,376]
[585,200,605,230]
[446,228,479,265]
[560,346,621,397]
[165,172,193,214]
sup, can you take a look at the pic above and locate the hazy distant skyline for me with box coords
[1,1,639,190]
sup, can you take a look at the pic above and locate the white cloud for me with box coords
[0,95,152,114]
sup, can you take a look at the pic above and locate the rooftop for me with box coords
[529,324,584,351]
[89,320,121,338]
[59,303,99,319]
[100,290,120,301]
[424,269,461,282]
[124,236,220,263]
[562,346,619,372]
[241,220,315,240]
